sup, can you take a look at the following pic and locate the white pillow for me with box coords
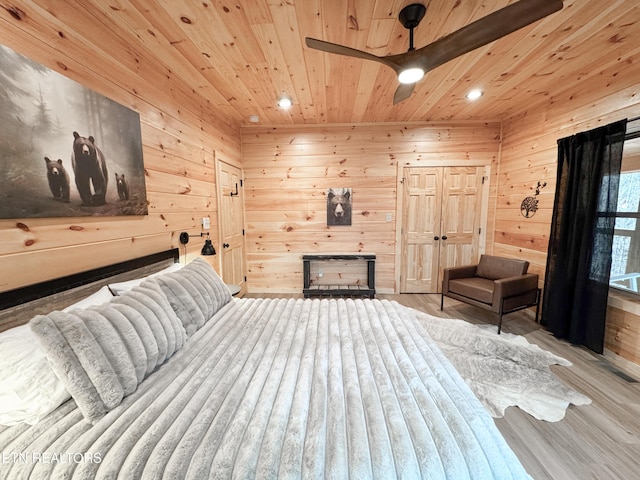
[108,263,183,295]
[62,285,114,312]
[0,286,114,426]
[0,325,70,426]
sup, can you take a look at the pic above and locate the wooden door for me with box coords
[400,167,442,293]
[400,166,483,293]
[217,160,246,293]
[438,167,484,287]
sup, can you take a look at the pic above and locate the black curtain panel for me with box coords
[542,119,627,353]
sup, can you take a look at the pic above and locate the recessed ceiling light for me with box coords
[466,89,483,101]
[277,97,292,109]
[398,67,425,84]
[249,115,259,123]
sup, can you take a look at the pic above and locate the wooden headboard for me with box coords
[0,249,179,332]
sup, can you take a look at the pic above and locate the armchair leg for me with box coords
[440,293,444,311]
[497,313,503,335]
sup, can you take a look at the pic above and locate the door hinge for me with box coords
[242,229,245,236]
[244,276,247,282]
[479,228,482,234]
[240,179,243,187]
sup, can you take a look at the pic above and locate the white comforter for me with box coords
[0,298,530,479]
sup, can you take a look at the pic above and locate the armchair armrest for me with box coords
[492,273,539,304]
[442,265,478,294]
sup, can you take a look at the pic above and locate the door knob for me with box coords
[223,243,230,248]
[441,235,448,240]
[434,236,439,241]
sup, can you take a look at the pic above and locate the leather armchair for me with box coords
[441,254,540,334]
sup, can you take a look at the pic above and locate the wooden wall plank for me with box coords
[0,233,171,292]
[605,305,640,365]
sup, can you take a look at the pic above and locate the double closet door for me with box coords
[400,166,484,293]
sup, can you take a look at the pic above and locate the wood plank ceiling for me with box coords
[4,0,639,127]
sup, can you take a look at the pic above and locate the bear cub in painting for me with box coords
[71,131,108,206]
[115,173,129,200]
[44,156,70,202]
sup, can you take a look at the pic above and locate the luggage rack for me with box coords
[302,254,375,298]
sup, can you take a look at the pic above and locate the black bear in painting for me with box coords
[327,188,352,226]
[115,173,129,200]
[71,131,108,206]
[44,157,70,202]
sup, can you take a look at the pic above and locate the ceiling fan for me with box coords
[305,0,564,104]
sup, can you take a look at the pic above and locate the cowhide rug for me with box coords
[410,309,592,422]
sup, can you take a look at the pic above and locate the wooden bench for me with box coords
[303,254,375,298]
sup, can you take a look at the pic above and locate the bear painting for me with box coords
[71,131,109,206]
[44,157,70,202]
[327,188,352,226]
[0,43,148,219]
[115,173,129,200]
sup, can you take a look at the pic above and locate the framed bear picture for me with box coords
[327,188,352,226]
[0,44,147,219]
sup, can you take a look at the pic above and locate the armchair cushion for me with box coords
[448,277,494,304]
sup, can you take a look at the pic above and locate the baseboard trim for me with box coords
[603,348,640,381]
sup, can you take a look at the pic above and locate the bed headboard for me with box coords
[0,249,180,332]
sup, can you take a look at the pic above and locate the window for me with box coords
[609,136,640,294]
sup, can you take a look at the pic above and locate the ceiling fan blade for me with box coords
[305,37,399,71]
[391,0,563,74]
[393,83,415,105]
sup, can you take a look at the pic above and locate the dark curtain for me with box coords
[541,120,627,353]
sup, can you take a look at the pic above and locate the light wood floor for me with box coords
[246,292,640,480]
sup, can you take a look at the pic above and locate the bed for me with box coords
[0,250,531,479]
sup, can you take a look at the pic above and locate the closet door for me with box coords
[439,166,484,287]
[400,167,442,293]
[400,166,483,293]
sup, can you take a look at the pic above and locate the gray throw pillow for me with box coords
[149,257,231,335]
[30,287,186,424]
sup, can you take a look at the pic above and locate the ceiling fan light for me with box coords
[398,67,425,84]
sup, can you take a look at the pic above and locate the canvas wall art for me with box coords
[0,44,147,219]
[327,188,352,226]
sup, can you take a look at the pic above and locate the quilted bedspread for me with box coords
[0,298,530,479]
